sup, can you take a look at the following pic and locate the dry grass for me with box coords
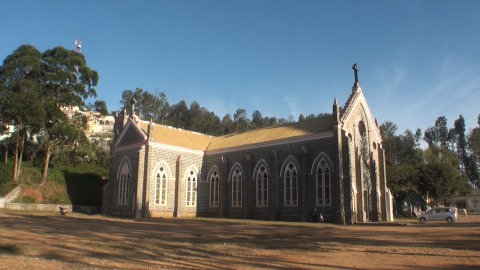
[0,209,479,269]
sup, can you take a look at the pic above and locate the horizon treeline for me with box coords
[117,88,330,136]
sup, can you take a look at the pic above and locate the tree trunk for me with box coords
[17,147,24,184]
[13,140,19,183]
[41,143,51,185]
[3,143,7,164]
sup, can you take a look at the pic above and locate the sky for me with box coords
[1,0,480,135]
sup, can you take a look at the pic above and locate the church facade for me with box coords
[102,71,394,224]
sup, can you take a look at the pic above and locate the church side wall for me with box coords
[201,136,337,222]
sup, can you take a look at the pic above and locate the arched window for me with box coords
[210,171,219,207]
[118,161,130,206]
[155,167,167,205]
[256,165,268,207]
[284,162,298,207]
[316,159,331,206]
[232,168,242,207]
[186,170,197,207]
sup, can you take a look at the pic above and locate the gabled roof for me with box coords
[136,115,334,152]
[114,120,148,149]
[340,84,382,141]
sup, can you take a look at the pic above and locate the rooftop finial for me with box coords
[352,63,360,83]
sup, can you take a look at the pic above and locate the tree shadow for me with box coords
[63,170,106,213]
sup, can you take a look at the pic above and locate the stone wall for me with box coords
[4,203,100,214]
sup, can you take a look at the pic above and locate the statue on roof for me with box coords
[131,97,137,116]
[352,63,360,83]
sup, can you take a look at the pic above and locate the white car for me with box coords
[417,207,457,223]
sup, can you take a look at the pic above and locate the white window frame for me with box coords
[316,159,331,206]
[155,167,167,205]
[231,168,242,208]
[186,170,197,207]
[256,165,268,207]
[210,171,219,207]
[118,161,130,206]
[284,162,298,207]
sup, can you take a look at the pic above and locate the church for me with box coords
[102,65,394,224]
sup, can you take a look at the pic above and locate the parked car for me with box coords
[417,207,457,223]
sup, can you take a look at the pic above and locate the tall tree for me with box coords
[40,46,98,183]
[467,115,480,187]
[168,100,189,129]
[424,116,451,148]
[251,110,265,129]
[92,100,109,116]
[0,45,45,182]
[417,146,470,205]
[233,108,249,133]
[220,114,233,135]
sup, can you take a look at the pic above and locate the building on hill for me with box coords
[63,106,115,148]
[102,67,394,224]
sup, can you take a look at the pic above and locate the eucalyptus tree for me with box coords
[251,110,265,129]
[220,114,233,135]
[233,108,249,133]
[0,45,45,182]
[40,46,99,183]
[424,116,452,149]
[467,115,480,187]
[168,100,189,129]
[92,100,109,116]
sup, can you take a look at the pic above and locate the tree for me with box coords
[168,100,189,129]
[120,88,143,116]
[251,110,265,129]
[417,146,470,206]
[220,114,233,135]
[467,115,480,187]
[92,100,109,116]
[0,45,45,182]
[40,46,98,183]
[424,116,451,148]
[233,108,249,133]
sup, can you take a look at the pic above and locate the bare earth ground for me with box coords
[0,210,479,270]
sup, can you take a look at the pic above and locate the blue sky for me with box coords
[1,0,479,135]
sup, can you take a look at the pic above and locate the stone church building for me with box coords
[102,68,394,224]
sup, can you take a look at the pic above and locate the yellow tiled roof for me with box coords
[138,122,213,151]
[138,115,333,152]
[208,116,333,151]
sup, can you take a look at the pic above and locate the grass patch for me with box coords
[0,244,22,255]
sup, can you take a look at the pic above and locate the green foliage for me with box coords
[0,162,16,196]
[92,100,109,116]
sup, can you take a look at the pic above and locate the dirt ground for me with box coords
[0,210,479,270]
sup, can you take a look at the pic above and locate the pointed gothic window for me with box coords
[232,168,242,207]
[118,161,130,206]
[256,165,268,207]
[316,159,331,206]
[155,167,167,205]
[284,162,298,207]
[210,171,219,207]
[186,170,197,207]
